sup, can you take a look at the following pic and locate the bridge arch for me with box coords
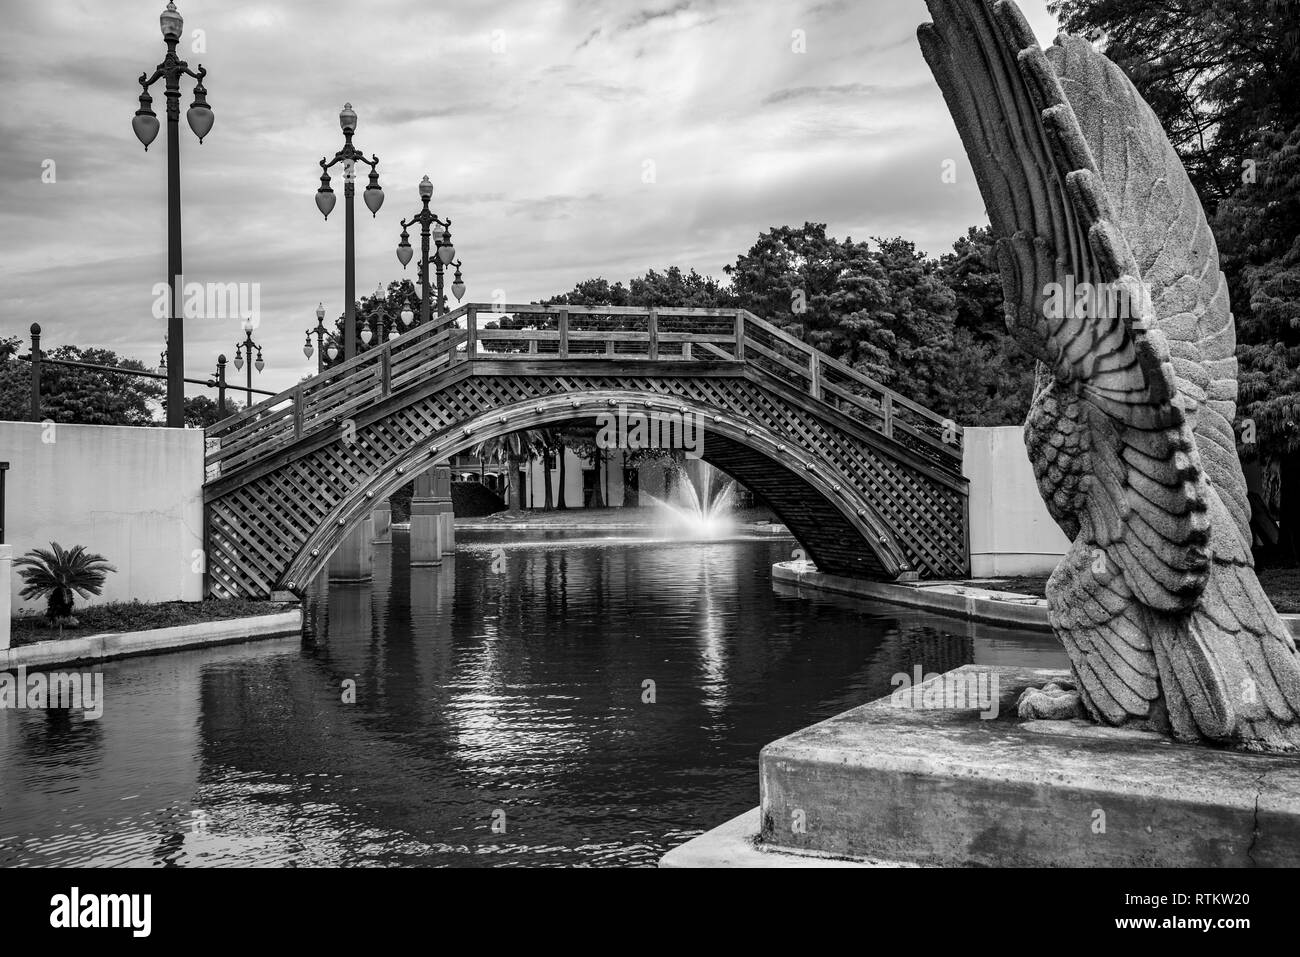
[203,305,969,599]
[278,390,913,591]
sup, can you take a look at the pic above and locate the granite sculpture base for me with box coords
[661,666,1300,867]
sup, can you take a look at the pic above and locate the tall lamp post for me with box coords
[315,103,384,361]
[397,176,465,324]
[132,1,214,428]
[232,318,265,407]
[363,284,414,349]
[304,302,334,374]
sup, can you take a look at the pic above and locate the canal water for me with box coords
[0,530,1066,867]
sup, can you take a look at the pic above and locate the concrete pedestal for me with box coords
[664,665,1300,868]
[328,519,374,583]
[0,544,11,651]
[371,500,392,544]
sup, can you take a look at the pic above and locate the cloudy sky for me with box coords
[1,0,1058,396]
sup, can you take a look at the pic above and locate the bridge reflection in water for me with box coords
[0,532,1065,868]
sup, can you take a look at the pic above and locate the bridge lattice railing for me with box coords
[204,304,962,479]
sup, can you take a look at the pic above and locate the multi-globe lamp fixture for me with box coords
[131,1,214,427]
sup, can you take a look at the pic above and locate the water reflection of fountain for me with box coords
[645,460,738,539]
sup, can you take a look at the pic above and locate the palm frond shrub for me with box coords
[13,543,117,624]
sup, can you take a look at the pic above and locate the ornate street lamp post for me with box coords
[304,301,332,374]
[232,318,265,407]
[362,285,414,349]
[132,1,214,428]
[315,103,384,361]
[397,176,466,324]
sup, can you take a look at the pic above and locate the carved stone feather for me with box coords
[919,0,1300,751]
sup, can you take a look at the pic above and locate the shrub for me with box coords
[13,542,116,625]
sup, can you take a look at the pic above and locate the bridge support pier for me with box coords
[433,464,455,555]
[328,517,375,582]
[410,470,443,567]
[371,498,392,544]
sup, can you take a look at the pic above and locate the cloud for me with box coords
[761,83,879,105]
[616,2,696,33]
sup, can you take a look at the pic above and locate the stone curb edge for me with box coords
[2,610,303,671]
[772,562,1300,641]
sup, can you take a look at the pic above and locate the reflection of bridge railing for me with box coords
[204,304,962,479]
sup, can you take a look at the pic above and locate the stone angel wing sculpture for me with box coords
[918,0,1300,751]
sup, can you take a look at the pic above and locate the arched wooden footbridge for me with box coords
[203,305,969,599]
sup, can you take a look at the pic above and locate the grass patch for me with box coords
[969,567,1300,614]
[9,598,291,648]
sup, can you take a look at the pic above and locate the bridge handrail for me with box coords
[205,302,962,477]
[735,309,959,461]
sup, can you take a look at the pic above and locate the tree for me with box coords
[525,429,560,510]
[1216,124,1300,560]
[0,336,27,420]
[319,279,422,371]
[932,226,1035,426]
[724,224,959,402]
[724,222,842,332]
[184,394,244,428]
[0,343,165,425]
[627,267,739,308]
[543,277,632,307]
[555,430,569,510]
[472,431,541,511]
[1049,0,1300,211]
[536,224,1032,432]
[544,269,740,309]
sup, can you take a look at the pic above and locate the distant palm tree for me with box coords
[472,429,547,511]
[527,428,562,510]
[14,543,116,625]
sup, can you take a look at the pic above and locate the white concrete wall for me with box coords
[524,449,588,509]
[962,426,1071,577]
[0,421,205,612]
[0,545,11,649]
